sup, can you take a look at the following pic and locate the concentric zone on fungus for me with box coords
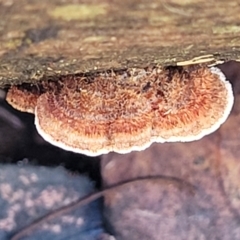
[6,65,234,156]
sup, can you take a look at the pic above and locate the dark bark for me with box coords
[0,0,240,86]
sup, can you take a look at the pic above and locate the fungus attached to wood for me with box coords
[5,65,234,156]
[6,84,42,114]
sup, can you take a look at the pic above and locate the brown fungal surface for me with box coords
[6,65,233,156]
[6,84,42,114]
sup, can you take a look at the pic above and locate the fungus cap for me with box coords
[6,85,40,114]
[6,66,234,156]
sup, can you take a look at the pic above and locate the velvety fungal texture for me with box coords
[6,83,42,114]
[6,65,234,156]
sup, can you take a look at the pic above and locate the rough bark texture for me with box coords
[1,1,240,239]
[0,0,240,86]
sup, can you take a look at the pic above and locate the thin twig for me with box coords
[10,175,195,240]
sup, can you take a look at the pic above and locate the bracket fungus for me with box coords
[6,65,233,156]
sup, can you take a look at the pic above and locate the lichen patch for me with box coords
[48,4,107,21]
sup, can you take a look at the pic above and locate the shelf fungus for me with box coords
[6,65,233,156]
